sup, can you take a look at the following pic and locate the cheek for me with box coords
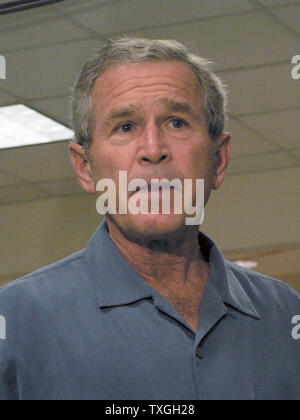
[91,143,134,182]
[179,145,214,179]
[90,144,113,180]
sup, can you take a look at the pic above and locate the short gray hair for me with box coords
[70,36,228,157]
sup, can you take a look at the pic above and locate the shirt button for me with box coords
[196,347,204,359]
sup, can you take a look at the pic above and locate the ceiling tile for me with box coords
[0,170,21,187]
[2,38,100,99]
[258,0,300,6]
[228,118,279,157]
[222,64,299,115]
[29,96,71,126]
[0,88,16,105]
[271,4,300,33]
[240,109,300,149]
[228,151,298,175]
[290,148,300,159]
[0,18,88,52]
[0,4,56,29]
[0,183,49,206]
[124,12,299,71]
[71,0,254,36]
[0,141,74,182]
[55,0,112,13]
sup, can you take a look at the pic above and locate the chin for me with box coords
[123,212,188,241]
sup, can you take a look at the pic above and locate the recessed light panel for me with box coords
[0,104,73,150]
[234,260,258,269]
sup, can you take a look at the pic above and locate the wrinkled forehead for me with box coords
[91,60,206,117]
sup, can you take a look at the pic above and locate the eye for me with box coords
[169,118,188,129]
[113,121,135,133]
[121,122,135,132]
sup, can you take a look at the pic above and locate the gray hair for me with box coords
[70,36,228,158]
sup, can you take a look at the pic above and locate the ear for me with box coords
[68,143,97,194]
[212,132,232,190]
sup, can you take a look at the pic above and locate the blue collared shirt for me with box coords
[0,220,300,400]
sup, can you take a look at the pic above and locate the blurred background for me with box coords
[0,0,299,292]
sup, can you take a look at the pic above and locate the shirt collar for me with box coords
[85,220,153,308]
[85,220,261,319]
[198,231,261,319]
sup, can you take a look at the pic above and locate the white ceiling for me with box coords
[0,0,299,205]
[0,0,299,289]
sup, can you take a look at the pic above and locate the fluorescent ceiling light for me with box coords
[234,260,258,269]
[0,104,73,150]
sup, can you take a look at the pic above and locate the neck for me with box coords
[105,217,210,292]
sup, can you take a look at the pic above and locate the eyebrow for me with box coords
[159,98,201,123]
[102,98,201,128]
[160,98,192,113]
[104,105,138,127]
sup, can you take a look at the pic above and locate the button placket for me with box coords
[196,346,204,359]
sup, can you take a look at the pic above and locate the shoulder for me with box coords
[0,249,87,308]
[225,259,300,315]
[0,249,90,399]
[0,248,94,355]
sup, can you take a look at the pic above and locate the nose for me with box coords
[137,121,170,166]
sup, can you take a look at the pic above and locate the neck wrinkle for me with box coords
[106,218,209,288]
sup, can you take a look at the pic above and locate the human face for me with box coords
[78,60,230,241]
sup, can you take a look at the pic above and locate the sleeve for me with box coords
[0,284,21,400]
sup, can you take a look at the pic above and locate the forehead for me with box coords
[92,60,204,114]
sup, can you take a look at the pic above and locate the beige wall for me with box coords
[0,194,101,284]
[204,166,300,249]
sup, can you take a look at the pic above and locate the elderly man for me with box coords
[0,37,300,401]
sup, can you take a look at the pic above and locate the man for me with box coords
[0,37,299,400]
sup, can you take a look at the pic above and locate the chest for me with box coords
[159,290,202,332]
[18,296,299,400]
[152,264,210,332]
